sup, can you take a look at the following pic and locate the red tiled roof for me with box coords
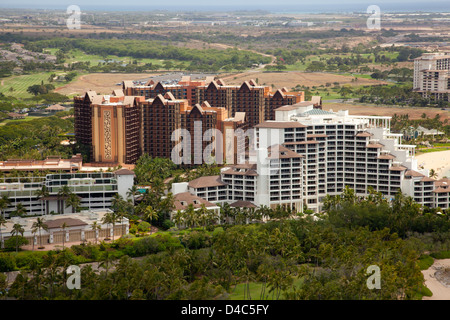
[188,175,227,188]
[405,170,425,177]
[173,192,217,211]
[366,143,384,148]
[230,201,257,208]
[45,218,88,229]
[389,165,408,171]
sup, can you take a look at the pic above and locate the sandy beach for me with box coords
[422,259,450,300]
[415,150,450,179]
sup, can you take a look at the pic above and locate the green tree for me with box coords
[0,195,10,219]
[10,223,25,253]
[11,203,26,218]
[31,217,48,249]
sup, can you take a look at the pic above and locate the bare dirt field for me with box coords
[323,102,450,121]
[221,71,387,89]
[55,73,160,96]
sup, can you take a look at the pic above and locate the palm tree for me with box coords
[429,169,438,179]
[34,185,49,215]
[173,210,184,229]
[184,204,197,229]
[11,203,26,218]
[143,205,158,223]
[57,185,72,214]
[91,221,101,244]
[11,223,25,253]
[0,216,6,249]
[126,185,139,205]
[65,193,81,213]
[102,212,117,241]
[31,217,48,250]
[0,195,10,219]
[61,222,68,249]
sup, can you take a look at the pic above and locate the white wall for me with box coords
[116,174,134,200]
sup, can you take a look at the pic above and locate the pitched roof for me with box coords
[230,200,257,208]
[366,143,384,148]
[268,145,304,159]
[173,192,217,211]
[114,168,135,176]
[389,165,408,171]
[377,154,396,160]
[356,132,373,137]
[221,165,259,176]
[188,175,227,188]
[122,81,134,89]
[405,170,425,177]
[433,187,450,193]
[112,89,124,97]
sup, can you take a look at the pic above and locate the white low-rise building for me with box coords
[0,169,135,218]
[0,209,129,248]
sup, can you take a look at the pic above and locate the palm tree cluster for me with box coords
[172,202,297,230]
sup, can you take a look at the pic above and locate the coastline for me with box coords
[415,150,450,179]
[422,259,450,300]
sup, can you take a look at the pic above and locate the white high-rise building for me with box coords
[413,52,450,101]
[173,102,450,213]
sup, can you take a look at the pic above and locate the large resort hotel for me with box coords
[172,102,450,213]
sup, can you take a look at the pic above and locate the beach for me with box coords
[422,259,450,300]
[415,150,450,179]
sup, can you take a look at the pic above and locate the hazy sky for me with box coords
[0,0,448,11]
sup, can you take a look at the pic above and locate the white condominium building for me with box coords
[174,102,450,213]
[0,169,135,218]
[413,52,450,101]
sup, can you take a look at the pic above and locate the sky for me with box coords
[0,0,448,12]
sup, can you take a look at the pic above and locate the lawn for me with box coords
[0,72,57,99]
[44,48,188,69]
[228,277,304,300]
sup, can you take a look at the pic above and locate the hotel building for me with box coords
[172,102,450,213]
[122,76,305,127]
[413,52,450,101]
[75,89,248,166]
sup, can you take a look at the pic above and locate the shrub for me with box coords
[154,233,183,252]
[0,253,16,272]
[162,219,175,230]
[4,236,29,252]
[212,227,224,237]
[430,251,450,259]
[14,252,44,269]
[417,255,434,270]
[181,231,211,250]
[133,236,161,256]
[71,244,101,261]
[137,221,151,233]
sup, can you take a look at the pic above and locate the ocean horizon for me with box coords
[0,2,449,13]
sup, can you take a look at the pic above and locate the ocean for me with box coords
[0,1,449,13]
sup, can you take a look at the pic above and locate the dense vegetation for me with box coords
[1,187,448,300]
[22,38,271,72]
[0,111,74,160]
